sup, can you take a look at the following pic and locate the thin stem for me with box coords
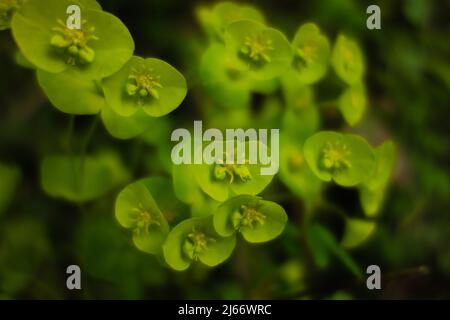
[64,115,75,154]
[81,114,100,158]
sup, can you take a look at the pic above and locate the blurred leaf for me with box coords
[41,151,129,203]
[0,162,21,216]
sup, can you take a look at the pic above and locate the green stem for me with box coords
[64,115,75,154]
[81,114,99,158]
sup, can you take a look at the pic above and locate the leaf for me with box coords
[115,180,170,254]
[338,83,368,126]
[37,69,104,115]
[102,56,187,117]
[0,162,21,216]
[304,131,376,187]
[12,0,134,79]
[341,218,377,249]
[224,20,292,80]
[291,23,330,84]
[40,151,129,203]
[214,195,288,243]
[163,216,236,271]
[331,34,365,85]
[101,104,154,139]
[307,224,363,278]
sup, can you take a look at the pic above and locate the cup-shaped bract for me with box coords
[304,131,376,187]
[163,216,236,271]
[210,1,265,39]
[224,20,292,80]
[359,140,396,217]
[12,0,133,79]
[195,140,275,202]
[101,105,155,140]
[332,34,365,85]
[291,23,330,84]
[37,69,105,115]
[338,83,368,126]
[115,180,170,255]
[102,56,187,117]
[214,195,288,243]
[341,218,377,249]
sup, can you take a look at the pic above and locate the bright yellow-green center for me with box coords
[233,204,266,230]
[322,141,351,170]
[183,229,215,260]
[240,34,273,63]
[50,20,98,65]
[131,203,160,234]
[214,163,252,184]
[126,67,163,102]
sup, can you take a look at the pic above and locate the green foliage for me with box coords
[304,131,376,187]
[214,195,287,243]
[0,162,21,216]
[41,151,129,203]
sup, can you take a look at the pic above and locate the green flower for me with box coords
[304,131,376,187]
[163,216,236,271]
[115,179,170,254]
[331,34,365,84]
[102,56,187,117]
[195,141,275,202]
[291,23,330,84]
[214,195,287,243]
[224,20,292,80]
[12,0,133,79]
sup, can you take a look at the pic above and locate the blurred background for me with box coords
[0,0,449,299]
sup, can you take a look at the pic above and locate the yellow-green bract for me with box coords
[163,216,236,271]
[12,0,133,79]
[213,195,288,243]
[102,56,187,117]
[303,131,376,187]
